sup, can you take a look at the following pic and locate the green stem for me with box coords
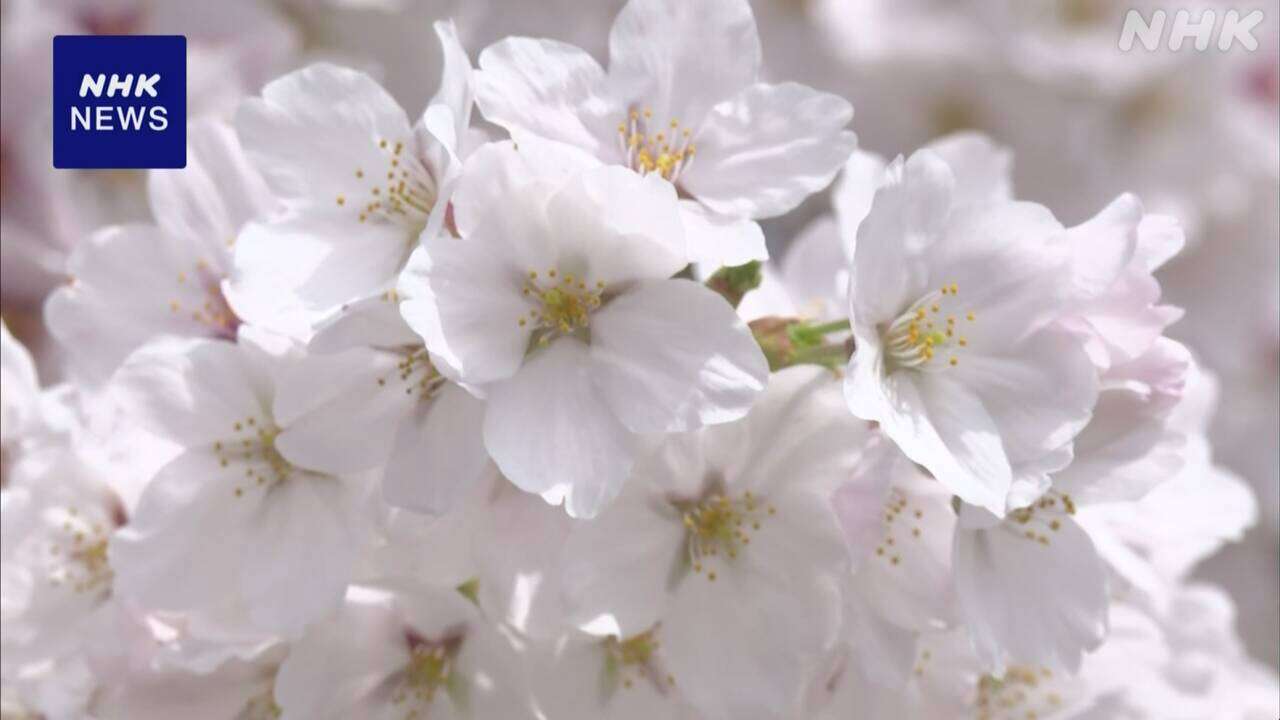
[786,342,849,369]
[805,319,851,336]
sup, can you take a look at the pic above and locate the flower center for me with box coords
[1006,491,1077,546]
[975,665,1069,719]
[392,629,464,714]
[376,348,446,401]
[336,137,437,231]
[883,283,974,371]
[217,416,294,499]
[519,269,605,341]
[46,504,117,596]
[604,627,675,693]
[617,108,696,182]
[872,488,930,568]
[170,259,240,340]
[678,490,775,581]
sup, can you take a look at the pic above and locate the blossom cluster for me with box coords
[1,0,1277,718]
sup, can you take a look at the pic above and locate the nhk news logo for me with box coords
[52,35,186,169]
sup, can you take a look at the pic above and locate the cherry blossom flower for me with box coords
[229,20,473,336]
[473,0,857,266]
[558,367,875,719]
[45,120,276,385]
[844,148,1098,514]
[108,332,370,638]
[274,585,536,719]
[399,151,767,518]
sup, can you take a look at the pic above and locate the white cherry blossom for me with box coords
[474,0,857,266]
[399,152,767,518]
[844,148,1098,514]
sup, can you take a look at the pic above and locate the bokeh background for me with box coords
[2,0,1277,670]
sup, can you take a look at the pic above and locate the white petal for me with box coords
[591,279,767,434]
[382,383,489,515]
[859,366,1012,515]
[560,481,683,636]
[399,197,542,386]
[274,598,409,719]
[450,139,601,239]
[832,150,887,257]
[272,347,412,475]
[954,514,1108,673]
[148,119,272,257]
[112,338,271,448]
[543,165,687,284]
[235,63,414,221]
[108,450,256,614]
[475,37,612,153]
[681,82,856,219]
[240,476,360,637]
[607,0,760,124]
[954,326,1099,466]
[678,201,767,268]
[483,339,636,519]
[308,295,420,354]
[921,132,1012,207]
[848,151,953,325]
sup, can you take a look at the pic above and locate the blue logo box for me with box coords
[52,35,186,169]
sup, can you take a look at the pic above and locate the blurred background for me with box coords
[2,0,1277,670]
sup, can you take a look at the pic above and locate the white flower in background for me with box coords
[399,154,767,518]
[953,338,1192,673]
[108,332,369,638]
[45,120,277,385]
[229,20,473,336]
[1,444,126,719]
[0,0,298,309]
[558,367,872,720]
[1077,358,1258,593]
[474,0,856,266]
[274,585,536,720]
[91,641,285,720]
[844,148,1097,514]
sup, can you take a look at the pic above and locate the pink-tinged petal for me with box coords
[681,82,855,219]
[1063,193,1141,302]
[483,339,635,519]
[590,279,767,434]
